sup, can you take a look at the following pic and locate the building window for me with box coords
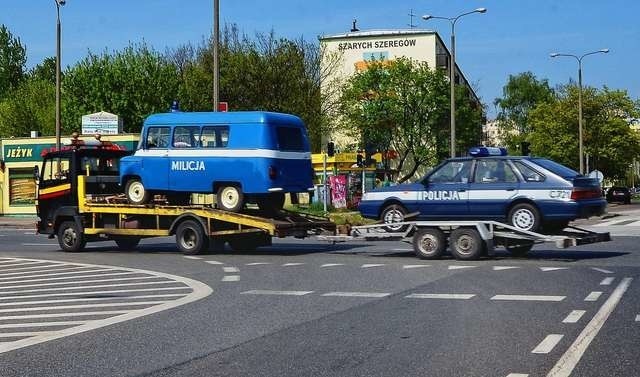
[9,168,36,205]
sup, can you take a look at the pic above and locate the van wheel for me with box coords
[176,220,208,255]
[217,186,244,212]
[257,193,285,214]
[57,221,86,252]
[126,179,150,205]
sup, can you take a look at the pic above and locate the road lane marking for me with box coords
[0,286,190,301]
[20,243,57,246]
[540,267,568,272]
[0,294,185,307]
[221,275,240,282]
[0,331,58,338]
[361,264,385,268]
[0,266,91,277]
[0,310,133,321]
[532,334,564,354]
[635,315,639,322]
[506,374,529,377]
[0,264,68,272]
[591,267,613,274]
[0,300,170,314]
[0,321,88,329]
[0,268,120,281]
[0,261,49,268]
[182,256,202,260]
[547,278,632,377]
[0,276,162,290]
[204,260,223,265]
[241,290,313,296]
[403,265,430,269]
[493,266,521,271]
[1,272,137,285]
[322,292,390,298]
[222,267,239,273]
[320,263,344,268]
[405,293,475,300]
[246,262,271,266]
[599,277,614,285]
[491,295,565,302]
[448,265,476,270]
[584,292,602,302]
[282,263,305,266]
[0,258,20,263]
[2,280,180,295]
[562,310,586,323]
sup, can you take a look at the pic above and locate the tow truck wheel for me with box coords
[114,237,141,250]
[176,220,208,255]
[126,179,150,205]
[505,241,534,257]
[381,204,408,232]
[449,228,483,260]
[508,203,541,232]
[413,228,446,259]
[57,221,86,252]
[216,185,244,212]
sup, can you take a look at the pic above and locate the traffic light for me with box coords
[327,141,335,157]
[521,142,531,156]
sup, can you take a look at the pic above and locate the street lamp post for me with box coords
[550,49,609,175]
[213,0,220,111]
[422,8,486,158]
[53,0,65,154]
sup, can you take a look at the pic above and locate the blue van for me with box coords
[119,111,314,212]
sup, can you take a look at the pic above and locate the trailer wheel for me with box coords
[380,204,408,232]
[505,241,534,258]
[125,179,150,205]
[508,203,540,232]
[57,221,86,252]
[450,228,483,260]
[176,220,208,255]
[413,228,446,259]
[217,185,244,212]
[114,237,141,250]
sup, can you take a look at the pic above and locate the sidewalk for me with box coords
[0,216,37,229]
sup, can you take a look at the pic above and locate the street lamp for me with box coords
[422,8,487,158]
[212,0,219,111]
[53,0,65,154]
[550,48,609,175]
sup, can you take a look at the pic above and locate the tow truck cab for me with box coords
[35,136,132,236]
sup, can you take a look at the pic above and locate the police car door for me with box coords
[421,160,471,218]
[467,159,519,218]
[142,126,170,190]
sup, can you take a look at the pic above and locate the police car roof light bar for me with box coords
[468,146,508,157]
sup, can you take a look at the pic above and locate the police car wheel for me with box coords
[126,179,150,205]
[413,228,446,259]
[449,228,483,260]
[508,203,541,232]
[217,186,244,212]
[381,204,408,232]
[176,220,208,255]
[57,221,86,252]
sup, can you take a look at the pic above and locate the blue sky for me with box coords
[3,0,639,118]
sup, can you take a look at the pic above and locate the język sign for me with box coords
[81,111,122,135]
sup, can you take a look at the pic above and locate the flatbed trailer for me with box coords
[50,175,336,254]
[318,219,610,260]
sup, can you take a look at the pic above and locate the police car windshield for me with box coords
[531,158,580,178]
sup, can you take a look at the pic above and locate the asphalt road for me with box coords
[0,224,638,377]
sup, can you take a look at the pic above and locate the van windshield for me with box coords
[276,126,304,151]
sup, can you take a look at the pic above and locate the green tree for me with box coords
[340,58,483,183]
[494,72,555,150]
[62,43,180,134]
[528,84,640,179]
[0,24,27,99]
[28,56,56,83]
[0,78,55,137]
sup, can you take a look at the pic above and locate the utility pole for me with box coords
[213,0,220,111]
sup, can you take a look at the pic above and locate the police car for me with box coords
[358,147,606,233]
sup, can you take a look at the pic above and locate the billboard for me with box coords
[81,111,123,135]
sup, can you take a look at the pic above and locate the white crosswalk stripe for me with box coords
[0,257,211,355]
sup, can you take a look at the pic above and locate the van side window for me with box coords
[147,127,170,149]
[201,126,229,148]
[276,126,304,151]
[173,126,199,148]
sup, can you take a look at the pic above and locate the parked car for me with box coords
[358,147,607,233]
[606,186,631,204]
